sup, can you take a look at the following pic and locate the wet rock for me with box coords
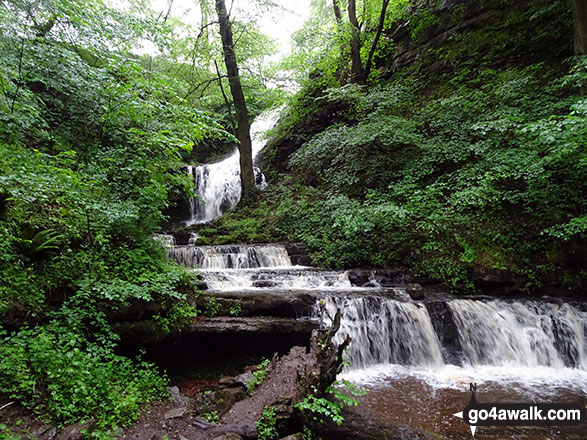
[196,281,209,291]
[405,283,424,300]
[347,269,414,287]
[169,386,191,406]
[213,434,243,440]
[185,317,319,336]
[347,270,371,286]
[252,280,276,288]
[164,407,188,419]
[284,243,312,266]
[197,290,316,318]
[470,267,525,295]
[55,419,95,440]
[425,300,462,366]
[280,435,304,440]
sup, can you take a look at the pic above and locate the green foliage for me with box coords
[246,358,271,393]
[256,406,278,440]
[295,380,367,427]
[277,62,586,287]
[229,303,242,316]
[0,322,167,428]
[410,9,440,41]
[241,1,583,292]
[302,425,322,440]
[202,410,219,424]
[204,297,221,317]
[0,0,223,431]
[152,301,198,336]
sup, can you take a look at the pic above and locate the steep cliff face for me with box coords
[260,0,574,177]
[380,0,572,72]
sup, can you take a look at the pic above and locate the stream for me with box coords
[161,110,587,439]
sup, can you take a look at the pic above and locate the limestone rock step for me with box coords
[186,316,320,336]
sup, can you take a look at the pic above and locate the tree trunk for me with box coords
[347,0,365,84]
[571,0,587,55]
[332,0,349,84]
[215,0,255,204]
[332,0,343,21]
[364,0,390,81]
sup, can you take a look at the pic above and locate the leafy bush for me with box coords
[296,380,367,426]
[246,358,271,393]
[241,56,587,291]
[256,406,278,440]
[0,322,167,428]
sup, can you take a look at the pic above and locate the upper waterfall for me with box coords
[185,108,281,225]
[167,243,292,269]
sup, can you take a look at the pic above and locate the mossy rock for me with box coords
[213,236,236,245]
[196,236,212,245]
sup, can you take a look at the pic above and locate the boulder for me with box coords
[169,386,191,406]
[405,283,425,300]
[55,419,95,440]
[164,407,188,419]
[185,317,319,336]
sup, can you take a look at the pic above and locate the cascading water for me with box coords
[184,108,281,225]
[157,108,587,439]
[163,234,587,374]
[167,244,292,269]
[159,238,587,438]
[166,242,352,290]
[315,295,587,373]
[316,296,445,369]
[449,299,587,369]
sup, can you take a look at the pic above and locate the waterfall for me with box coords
[185,108,281,225]
[321,296,587,372]
[167,244,292,269]
[159,238,587,374]
[198,268,352,291]
[449,299,587,369]
[316,296,445,370]
[153,233,176,247]
[166,242,352,290]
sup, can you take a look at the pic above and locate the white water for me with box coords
[167,244,292,269]
[323,295,587,395]
[317,296,444,369]
[166,242,353,290]
[449,299,587,370]
[199,267,352,291]
[185,108,281,225]
[162,234,587,390]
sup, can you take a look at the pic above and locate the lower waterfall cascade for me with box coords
[156,108,587,439]
[158,236,587,440]
[161,238,587,377]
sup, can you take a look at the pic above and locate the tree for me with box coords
[215,0,255,204]
[347,0,366,84]
[571,0,587,55]
[346,0,391,84]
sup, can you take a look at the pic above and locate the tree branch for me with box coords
[182,75,227,101]
[215,59,233,123]
[364,0,390,81]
